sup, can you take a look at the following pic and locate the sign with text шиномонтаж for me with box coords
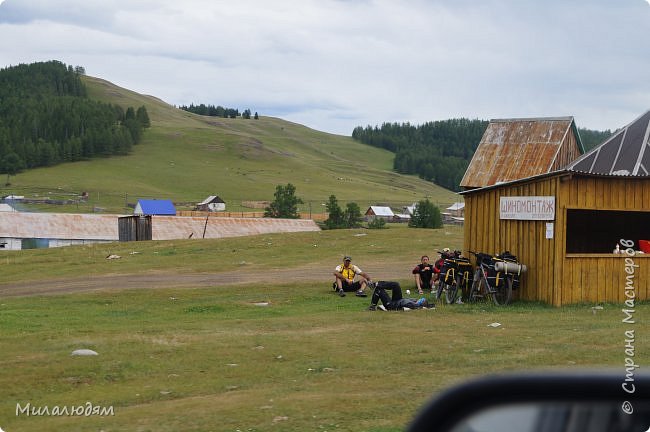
[499,196,555,220]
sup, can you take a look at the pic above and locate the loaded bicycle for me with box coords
[467,251,526,306]
[435,250,473,304]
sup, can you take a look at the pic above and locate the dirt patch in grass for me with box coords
[0,259,412,298]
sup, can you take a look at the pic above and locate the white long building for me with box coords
[0,212,320,250]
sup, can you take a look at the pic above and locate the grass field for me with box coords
[2,286,641,432]
[0,226,646,431]
[0,225,463,284]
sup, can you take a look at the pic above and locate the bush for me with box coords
[368,218,387,229]
[264,183,303,218]
[408,199,443,228]
[324,195,363,229]
[344,202,363,228]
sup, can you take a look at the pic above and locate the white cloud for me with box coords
[1,0,649,134]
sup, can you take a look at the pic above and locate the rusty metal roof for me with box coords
[568,110,650,176]
[150,215,320,240]
[460,117,582,189]
[0,212,119,240]
[0,212,320,243]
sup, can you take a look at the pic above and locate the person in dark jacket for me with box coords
[412,255,435,294]
[367,281,432,311]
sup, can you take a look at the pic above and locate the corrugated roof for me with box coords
[198,195,225,205]
[135,199,176,215]
[446,202,465,211]
[460,117,582,189]
[567,110,650,175]
[460,168,650,196]
[151,216,319,240]
[461,110,650,195]
[366,206,394,217]
[0,212,320,243]
[405,203,416,215]
[0,212,119,240]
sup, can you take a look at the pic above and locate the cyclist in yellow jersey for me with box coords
[333,255,372,297]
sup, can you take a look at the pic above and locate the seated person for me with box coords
[333,255,371,297]
[367,281,431,311]
[412,255,435,294]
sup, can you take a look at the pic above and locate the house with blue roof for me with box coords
[134,199,176,216]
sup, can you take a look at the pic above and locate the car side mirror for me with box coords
[407,372,650,432]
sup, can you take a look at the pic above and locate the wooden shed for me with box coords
[461,111,650,306]
[118,215,152,241]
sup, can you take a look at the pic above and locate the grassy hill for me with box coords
[2,75,457,214]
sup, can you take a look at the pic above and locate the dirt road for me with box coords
[0,263,410,297]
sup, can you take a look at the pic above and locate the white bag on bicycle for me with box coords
[494,261,527,274]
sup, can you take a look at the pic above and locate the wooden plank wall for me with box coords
[558,256,649,305]
[464,174,649,306]
[551,127,582,171]
[557,176,650,305]
[463,178,558,304]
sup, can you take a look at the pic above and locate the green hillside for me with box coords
[3,75,457,214]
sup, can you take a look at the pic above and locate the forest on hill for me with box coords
[353,120,612,191]
[178,103,258,120]
[0,61,150,178]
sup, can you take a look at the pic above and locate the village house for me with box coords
[365,205,394,222]
[196,195,226,212]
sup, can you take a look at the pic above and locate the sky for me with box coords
[0,0,649,136]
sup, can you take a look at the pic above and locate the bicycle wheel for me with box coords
[435,279,445,300]
[467,270,484,303]
[451,272,470,304]
[467,269,489,303]
[492,276,513,305]
[445,279,459,304]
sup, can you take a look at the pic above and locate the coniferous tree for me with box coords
[578,127,613,151]
[136,106,151,128]
[324,195,345,229]
[344,202,363,228]
[324,196,364,229]
[1,152,25,185]
[264,183,303,219]
[409,199,443,229]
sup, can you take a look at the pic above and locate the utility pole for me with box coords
[202,212,210,238]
